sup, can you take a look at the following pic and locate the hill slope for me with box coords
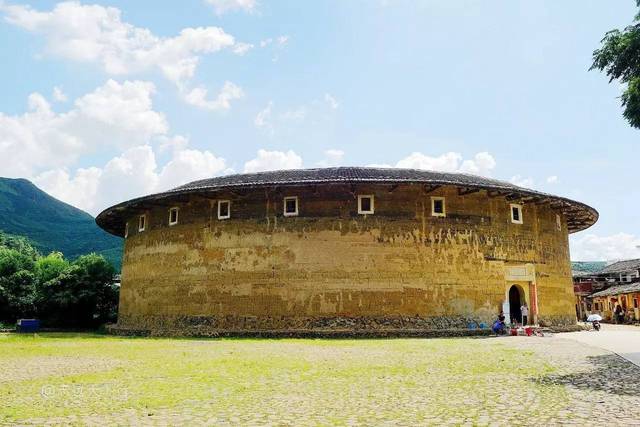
[0,177,122,270]
[571,261,607,275]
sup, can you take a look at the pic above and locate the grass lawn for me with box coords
[0,333,568,425]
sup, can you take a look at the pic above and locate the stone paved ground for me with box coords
[1,333,639,426]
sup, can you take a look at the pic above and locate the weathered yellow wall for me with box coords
[117,184,575,332]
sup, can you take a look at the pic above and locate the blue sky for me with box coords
[0,0,638,260]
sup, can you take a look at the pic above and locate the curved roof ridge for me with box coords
[95,166,598,236]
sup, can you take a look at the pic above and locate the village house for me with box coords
[573,259,640,322]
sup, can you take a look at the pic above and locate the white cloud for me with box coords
[254,101,273,132]
[395,151,496,177]
[546,175,559,184]
[324,93,339,109]
[0,80,167,178]
[243,149,302,173]
[254,95,339,135]
[570,233,640,261]
[52,86,67,102]
[317,149,345,167]
[459,152,496,176]
[232,42,253,55]
[276,35,289,46]
[1,1,247,109]
[205,0,257,15]
[35,144,229,215]
[259,34,289,61]
[510,175,534,188]
[183,81,244,111]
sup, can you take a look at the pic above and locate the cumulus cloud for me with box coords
[0,79,167,178]
[316,149,345,167]
[1,1,246,109]
[205,0,257,15]
[570,233,640,262]
[546,175,559,184]
[393,151,497,177]
[510,175,534,188]
[35,145,229,215]
[52,86,67,102]
[243,149,302,173]
[183,81,244,111]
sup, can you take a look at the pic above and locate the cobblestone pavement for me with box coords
[508,335,640,426]
[2,334,640,426]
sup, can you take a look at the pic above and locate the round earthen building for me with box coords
[96,167,598,336]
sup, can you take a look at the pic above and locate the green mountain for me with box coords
[571,261,607,274]
[0,177,122,270]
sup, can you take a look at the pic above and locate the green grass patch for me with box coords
[0,333,568,424]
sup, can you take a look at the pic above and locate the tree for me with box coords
[591,1,640,128]
[0,231,119,328]
[37,254,118,327]
[35,252,69,283]
[0,248,37,321]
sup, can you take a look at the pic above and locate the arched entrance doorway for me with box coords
[508,285,522,324]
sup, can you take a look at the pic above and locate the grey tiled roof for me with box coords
[598,259,640,275]
[591,282,640,298]
[171,167,529,192]
[95,167,598,237]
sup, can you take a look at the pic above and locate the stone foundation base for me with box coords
[107,313,577,337]
[106,324,494,338]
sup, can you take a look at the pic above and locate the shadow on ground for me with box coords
[534,354,640,396]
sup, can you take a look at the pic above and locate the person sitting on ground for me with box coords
[492,312,506,335]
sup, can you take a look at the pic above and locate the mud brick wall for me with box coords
[116,183,574,333]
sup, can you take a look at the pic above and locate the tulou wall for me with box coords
[115,183,575,335]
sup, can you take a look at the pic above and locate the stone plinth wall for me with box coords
[116,183,575,334]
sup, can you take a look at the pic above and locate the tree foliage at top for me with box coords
[591,1,640,129]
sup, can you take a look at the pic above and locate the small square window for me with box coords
[124,222,129,238]
[358,195,374,214]
[284,196,298,217]
[556,214,562,231]
[431,197,446,217]
[510,204,523,224]
[138,214,146,232]
[169,207,179,226]
[218,200,230,220]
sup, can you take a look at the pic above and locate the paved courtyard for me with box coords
[1,332,639,426]
[561,324,640,366]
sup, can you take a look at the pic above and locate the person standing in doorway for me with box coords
[521,302,529,325]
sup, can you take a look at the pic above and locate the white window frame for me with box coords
[431,196,446,217]
[357,195,375,215]
[218,200,231,220]
[556,214,562,231]
[510,204,523,224]
[283,196,299,217]
[169,207,179,226]
[124,222,129,238]
[138,214,147,232]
